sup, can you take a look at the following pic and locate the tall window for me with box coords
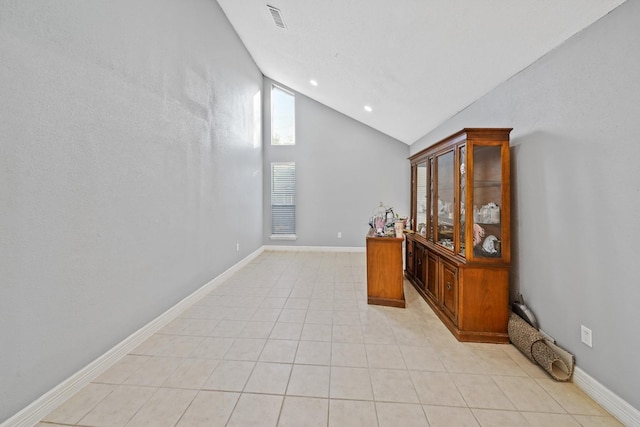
[271,85,295,145]
[271,162,296,238]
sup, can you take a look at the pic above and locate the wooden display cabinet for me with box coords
[405,128,512,343]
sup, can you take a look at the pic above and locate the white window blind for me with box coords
[271,162,296,238]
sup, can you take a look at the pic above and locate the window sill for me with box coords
[270,234,298,241]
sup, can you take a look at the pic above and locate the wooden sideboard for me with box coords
[366,229,405,308]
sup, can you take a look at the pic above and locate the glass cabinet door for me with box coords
[415,162,427,236]
[471,145,503,258]
[428,157,434,241]
[458,145,466,256]
[435,150,454,251]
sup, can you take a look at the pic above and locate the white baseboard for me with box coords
[1,247,264,427]
[573,366,640,427]
[263,245,365,252]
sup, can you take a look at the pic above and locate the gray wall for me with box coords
[262,78,410,248]
[411,0,640,410]
[0,0,263,422]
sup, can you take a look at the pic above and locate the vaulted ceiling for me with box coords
[216,1,626,144]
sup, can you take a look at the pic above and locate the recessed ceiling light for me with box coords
[364,105,373,112]
[310,80,318,86]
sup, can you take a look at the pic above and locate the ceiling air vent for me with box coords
[267,5,287,30]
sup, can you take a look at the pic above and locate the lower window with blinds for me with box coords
[270,162,297,240]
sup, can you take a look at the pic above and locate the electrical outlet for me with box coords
[581,325,593,347]
[337,232,342,238]
[236,243,240,252]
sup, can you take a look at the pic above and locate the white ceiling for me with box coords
[216,0,626,144]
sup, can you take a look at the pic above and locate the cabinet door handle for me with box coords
[446,282,452,291]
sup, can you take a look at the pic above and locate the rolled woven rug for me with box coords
[508,313,574,381]
[508,313,543,362]
[533,338,575,381]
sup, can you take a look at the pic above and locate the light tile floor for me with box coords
[38,251,623,427]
